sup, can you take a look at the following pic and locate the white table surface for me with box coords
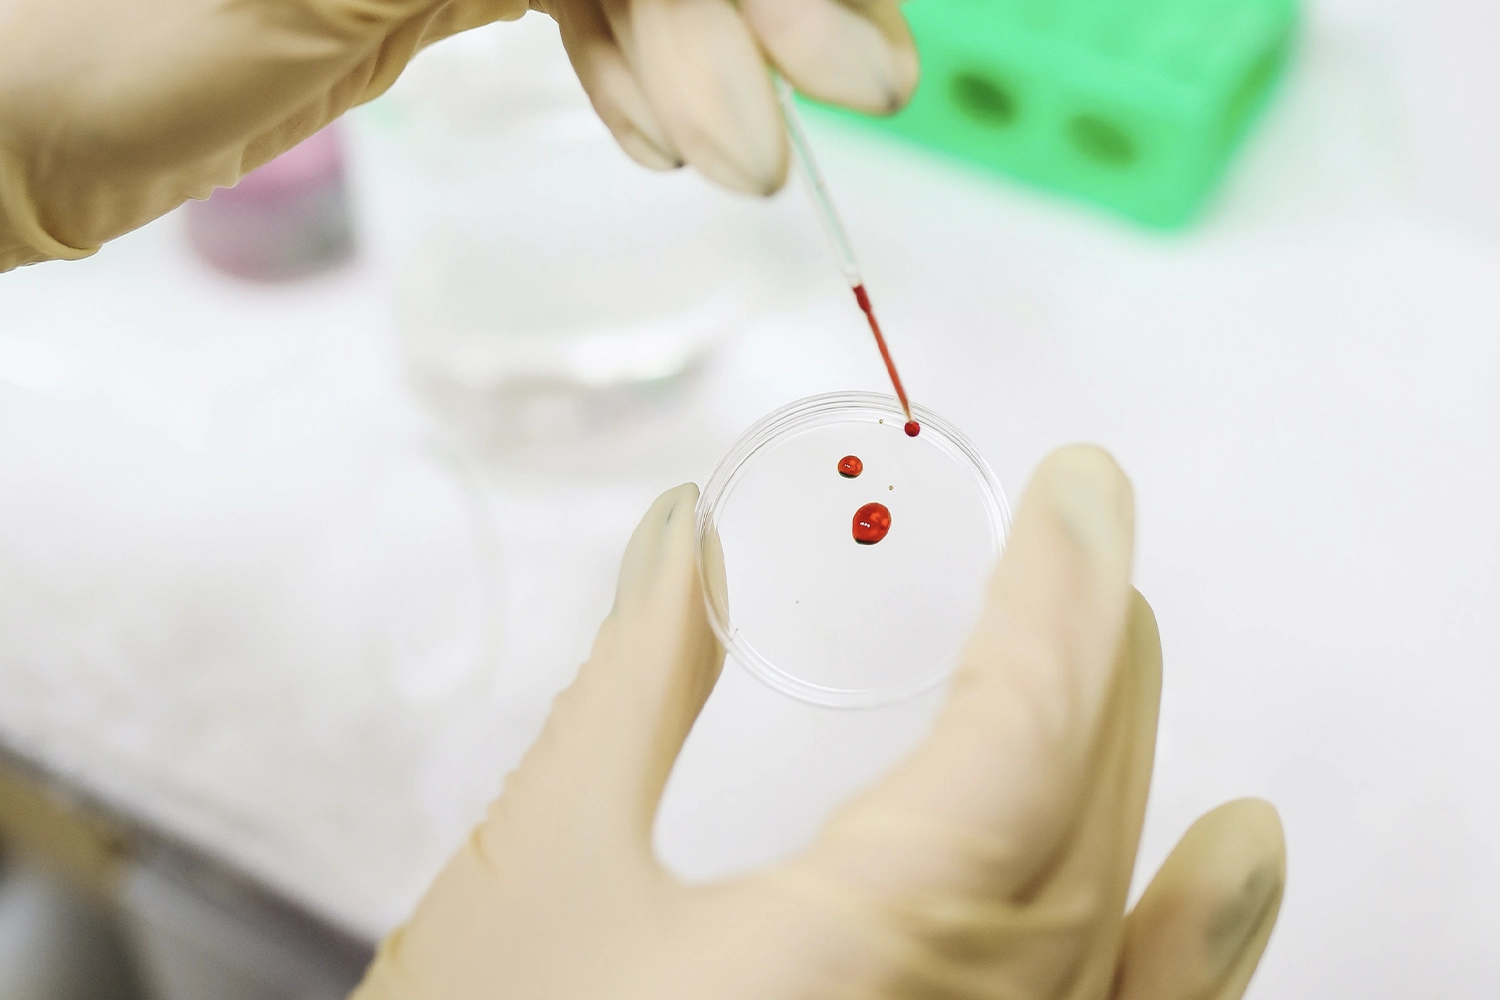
[2,3,1498,995]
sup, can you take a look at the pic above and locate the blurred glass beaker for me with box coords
[345,20,756,447]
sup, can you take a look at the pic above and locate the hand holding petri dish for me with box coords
[697,392,1009,707]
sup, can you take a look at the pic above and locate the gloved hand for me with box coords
[352,445,1287,1000]
[0,0,916,272]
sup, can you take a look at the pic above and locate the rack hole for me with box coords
[1069,114,1136,166]
[951,72,1018,126]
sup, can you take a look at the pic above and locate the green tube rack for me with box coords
[810,0,1298,228]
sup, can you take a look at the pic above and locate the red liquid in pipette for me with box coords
[851,284,919,436]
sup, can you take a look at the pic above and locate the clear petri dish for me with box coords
[697,392,1010,708]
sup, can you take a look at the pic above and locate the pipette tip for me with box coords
[779,77,919,434]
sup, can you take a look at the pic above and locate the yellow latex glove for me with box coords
[353,445,1287,1000]
[0,0,916,272]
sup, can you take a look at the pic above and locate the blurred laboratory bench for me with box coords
[1,2,1499,998]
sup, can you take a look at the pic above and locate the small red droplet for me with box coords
[838,455,863,478]
[852,502,892,545]
[904,420,921,437]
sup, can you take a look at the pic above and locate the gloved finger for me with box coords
[621,0,789,195]
[500,483,723,848]
[789,593,1157,1000]
[999,588,1159,994]
[539,0,684,170]
[742,0,918,114]
[824,446,1138,890]
[352,487,720,1000]
[1113,799,1287,1000]
[766,448,1148,994]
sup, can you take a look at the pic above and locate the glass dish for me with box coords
[697,392,1009,708]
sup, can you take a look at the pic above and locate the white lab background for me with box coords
[1,0,1497,997]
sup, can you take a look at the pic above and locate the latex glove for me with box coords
[0,1,915,272]
[352,445,1287,1000]
[539,0,918,190]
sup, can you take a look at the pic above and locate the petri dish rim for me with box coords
[696,391,1011,708]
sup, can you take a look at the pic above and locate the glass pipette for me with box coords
[773,76,918,434]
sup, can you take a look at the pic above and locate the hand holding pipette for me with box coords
[0,0,919,270]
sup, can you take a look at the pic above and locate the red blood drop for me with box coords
[838,455,863,478]
[904,420,921,437]
[852,502,892,545]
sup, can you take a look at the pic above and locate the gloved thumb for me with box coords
[480,483,724,859]
[1113,798,1287,1000]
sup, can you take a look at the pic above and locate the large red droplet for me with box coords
[838,455,863,478]
[904,420,921,437]
[852,502,892,545]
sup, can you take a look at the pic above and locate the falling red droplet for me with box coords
[904,421,921,437]
[852,502,892,545]
[838,455,863,478]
